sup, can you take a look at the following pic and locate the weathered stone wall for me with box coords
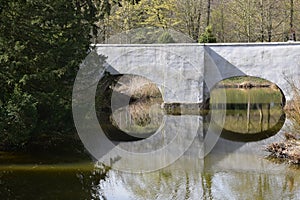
[96,43,300,103]
[91,43,300,172]
[96,44,204,103]
[205,43,300,101]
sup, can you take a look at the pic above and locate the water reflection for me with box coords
[1,86,300,199]
[97,156,300,200]
[0,152,299,199]
[95,74,164,141]
[0,165,108,199]
[209,88,285,142]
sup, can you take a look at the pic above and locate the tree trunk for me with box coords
[267,2,272,42]
[260,0,265,42]
[220,2,225,42]
[290,0,296,41]
[194,8,202,41]
[207,0,211,26]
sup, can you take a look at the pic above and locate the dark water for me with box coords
[1,88,300,199]
[0,154,299,199]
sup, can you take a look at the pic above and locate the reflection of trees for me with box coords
[202,172,213,200]
[76,164,111,200]
[109,169,204,200]
[208,170,300,200]
[95,74,164,140]
[110,100,163,135]
[0,165,111,199]
[90,165,300,199]
[209,88,285,143]
[221,102,283,134]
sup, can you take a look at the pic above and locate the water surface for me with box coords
[1,88,300,199]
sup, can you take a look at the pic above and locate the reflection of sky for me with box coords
[212,172,236,200]
[102,186,132,200]
[99,173,134,200]
[98,168,300,200]
[211,171,300,200]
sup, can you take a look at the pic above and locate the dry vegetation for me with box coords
[284,80,300,132]
[266,133,300,164]
[104,75,163,133]
[266,79,300,164]
[111,75,162,100]
[215,76,278,89]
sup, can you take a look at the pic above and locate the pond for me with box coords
[1,87,300,199]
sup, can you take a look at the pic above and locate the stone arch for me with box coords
[206,75,286,106]
[95,73,164,141]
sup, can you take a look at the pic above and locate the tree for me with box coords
[210,0,298,42]
[109,0,145,33]
[290,0,294,39]
[211,0,229,42]
[289,0,296,41]
[93,0,111,43]
[199,25,217,43]
[96,0,208,42]
[229,0,259,42]
[256,0,287,42]
[174,0,205,41]
[0,0,96,149]
[141,0,179,29]
[93,0,300,43]
[207,0,212,26]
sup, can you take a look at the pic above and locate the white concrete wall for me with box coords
[206,43,300,101]
[96,43,300,102]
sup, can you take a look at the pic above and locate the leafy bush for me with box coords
[199,25,217,43]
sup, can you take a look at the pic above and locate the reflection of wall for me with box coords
[97,158,300,200]
[96,43,300,103]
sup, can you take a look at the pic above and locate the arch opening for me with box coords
[207,76,286,142]
[95,74,164,141]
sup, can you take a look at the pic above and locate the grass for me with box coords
[216,76,277,89]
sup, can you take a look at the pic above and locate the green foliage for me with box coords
[106,27,194,44]
[0,0,96,149]
[141,0,179,29]
[157,31,175,43]
[96,0,299,43]
[199,26,217,43]
[0,88,38,147]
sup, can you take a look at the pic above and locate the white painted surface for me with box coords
[96,43,300,102]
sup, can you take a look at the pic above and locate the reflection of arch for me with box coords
[210,113,285,142]
[95,74,164,141]
[277,86,286,107]
[205,75,286,106]
[206,74,286,143]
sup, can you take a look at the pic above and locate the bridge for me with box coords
[95,43,300,104]
[73,43,300,172]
